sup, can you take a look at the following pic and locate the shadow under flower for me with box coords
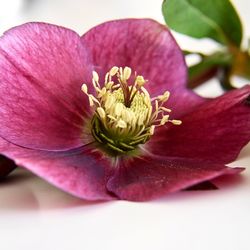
[153,173,247,203]
[0,143,249,209]
[0,168,107,211]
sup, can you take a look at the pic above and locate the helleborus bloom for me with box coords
[0,19,249,201]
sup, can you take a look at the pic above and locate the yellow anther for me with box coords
[135,75,146,87]
[124,67,132,80]
[110,66,119,76]
[81,84,88,94]
[116,119,127,128]
[160,115,170,125]
[114,103,124,116]
[88,96,94,106]
[119,67,123,77]
[158,91,170,102]
[106,81,114,89]
[89,94,99,105]
[141,86,150,97]
[97,87,107,98]
[97,107,106,119]
[92,71,99,83]
[171,119,182,125]
[155,100,159,112]
[105,95,115,110]
[160,107,172,113]
[107,114,117,121]
[149,125,155,135]
[137,115,145,126]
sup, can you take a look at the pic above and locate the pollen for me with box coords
[82,66,181,155]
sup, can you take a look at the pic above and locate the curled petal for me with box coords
[148,86,250,164]
[0,22,93,151]
[82,18,204,117]
[107,156,243,201]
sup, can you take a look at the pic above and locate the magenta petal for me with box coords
[107,156,243,201]
[82,18,204,116]
[0,139,114,200]
[0,155,17,179]
[148,86,250,163]
[0,22,93,150]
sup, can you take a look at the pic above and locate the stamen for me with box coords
[149,125,155,135]
[124,67,132,80]
[97,87,107,98]
[160,107,172,113]
[81,66,181,155]
[157,91,170,102]
[81,84,88,94]
[107,114,117,121]
[110,66,119,76]
[93,71,99,83]
[135,75,146,87]
[171,119,182,125]
[160,115,170,125]
[96,107,106,119]
[117,119,127,128]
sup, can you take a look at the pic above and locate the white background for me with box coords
[0,1,249,250]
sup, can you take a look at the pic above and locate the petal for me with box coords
[81,18,204,117]
[0,155,17,179]
[0,22,93,151]
[0,138,114,200]
[148,86,250,164]
[107,156,243,201]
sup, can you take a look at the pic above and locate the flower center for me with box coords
[82,66,181,155]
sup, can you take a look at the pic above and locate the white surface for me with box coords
[0,1,249,250]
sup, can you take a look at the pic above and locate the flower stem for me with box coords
[186,49,250,90]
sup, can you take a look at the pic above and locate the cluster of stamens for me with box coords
[82,66,181,155]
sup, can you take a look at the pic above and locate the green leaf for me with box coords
[162,0,243,46]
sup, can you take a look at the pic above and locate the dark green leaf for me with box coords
[162,0,243,46]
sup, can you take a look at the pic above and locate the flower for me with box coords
[0,19,249,201]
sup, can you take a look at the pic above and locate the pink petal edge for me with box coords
[107,156,244,201]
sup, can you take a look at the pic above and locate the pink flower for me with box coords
[0,19,249,201]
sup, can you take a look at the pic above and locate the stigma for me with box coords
[82,66,181,155]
